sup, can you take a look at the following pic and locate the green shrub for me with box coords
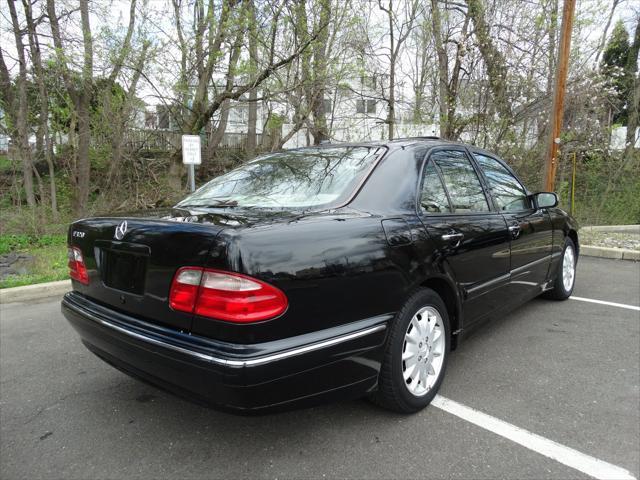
[0,154,12,171]
[0,234,67,255]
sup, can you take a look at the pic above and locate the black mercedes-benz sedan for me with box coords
[62,137,579,413]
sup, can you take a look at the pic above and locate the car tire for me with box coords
[545,237,577,300]
[372,288,450,413]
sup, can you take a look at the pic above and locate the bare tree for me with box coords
[46,0,139,215]
[429,0,470,139]
[46,0,94,215]
[22,0,58,217]
[161,0,328,190]
[378,0,421,139]
[594,0,621,65]
[466,0,511,121]
[2,0,36,207]
[309,0,331,144]
[246,0,259,156]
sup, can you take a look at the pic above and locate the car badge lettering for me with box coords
[114,220,128,240]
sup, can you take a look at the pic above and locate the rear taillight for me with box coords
[68,246,89,285]
[169,267,288,323]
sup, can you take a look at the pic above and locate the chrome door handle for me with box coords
[441,232,464,242]
[508,224,521,238]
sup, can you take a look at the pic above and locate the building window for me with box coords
[157,106,170,130]
[229,105,248,124]
[323,98,332,115]
[144,111,157,129]
[361,75,376,90]
[356,99,376,114]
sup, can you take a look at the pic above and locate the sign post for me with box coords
[181,135,202,192]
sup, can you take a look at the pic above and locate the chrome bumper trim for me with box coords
[63,298,386,367]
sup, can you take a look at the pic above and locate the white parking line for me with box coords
[432,395,637,480]
[570,296,640,312]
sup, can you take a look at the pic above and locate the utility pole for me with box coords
[543,0,576,192]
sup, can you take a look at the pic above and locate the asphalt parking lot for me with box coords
[1,256,638,480]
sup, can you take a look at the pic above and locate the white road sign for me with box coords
[182,135,202,165]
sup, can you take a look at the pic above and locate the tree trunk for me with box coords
[23,0,58,217]
[310,0,331,144]
[386,0,396,140]
[380,0,419,140]
[431,0,448,138]
[412,18,430,125]
[296,0,313,141]
[466,0,511,120]
[74,0,94,216]
[247,95,258,155]
[168,152,185,193]
[625,77,640,155]
[625,16,640,154]
[7,0,36,207]
[246,0,258,156]
[388,60,395,140]
[594,0,620,65]
[106,41,149,187]
[446,15,470,140]
[547,0,558,95]
[276,110,312,150]
[76,97,92,215]
[207,100,231,158]
[413,90,424,124]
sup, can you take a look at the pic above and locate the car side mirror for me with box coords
[533,192,558,209]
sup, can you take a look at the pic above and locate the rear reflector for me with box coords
[68,246,89,285]
[169,267,288,323]
[169,268,202,313]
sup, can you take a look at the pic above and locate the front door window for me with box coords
[473,153,530,211]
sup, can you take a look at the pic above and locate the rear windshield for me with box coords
[176,146,385,210]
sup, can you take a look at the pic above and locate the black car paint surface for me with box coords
[61,138,579,412]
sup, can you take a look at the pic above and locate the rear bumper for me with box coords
[61,292,389,413]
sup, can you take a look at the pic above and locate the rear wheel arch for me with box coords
[567,229,579,257]
[420,277,461,350]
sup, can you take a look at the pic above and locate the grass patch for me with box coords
[0,154,11,172]
[0,234,68,289]
[0,234,66,254]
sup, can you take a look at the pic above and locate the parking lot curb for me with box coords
[581,224,639,234]
[0,280,71,305]
[581,245,639,261]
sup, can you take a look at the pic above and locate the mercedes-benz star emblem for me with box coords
[114,220,128,240]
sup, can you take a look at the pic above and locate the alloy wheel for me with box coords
[402,306,445,397]
[562,245,576,292]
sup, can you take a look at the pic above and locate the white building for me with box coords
[135,75,437,150]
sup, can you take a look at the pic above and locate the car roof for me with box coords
[285,137,478,151]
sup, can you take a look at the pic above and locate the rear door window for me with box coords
[420,161,451,213]
[431,150,490,213]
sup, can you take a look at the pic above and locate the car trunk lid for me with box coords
[68,209,228,332]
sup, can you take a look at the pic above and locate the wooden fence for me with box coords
[94,129,270,154]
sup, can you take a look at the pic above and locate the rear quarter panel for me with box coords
[190,211,418,343]
[548,208,579,252]
[546,207,580,280]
